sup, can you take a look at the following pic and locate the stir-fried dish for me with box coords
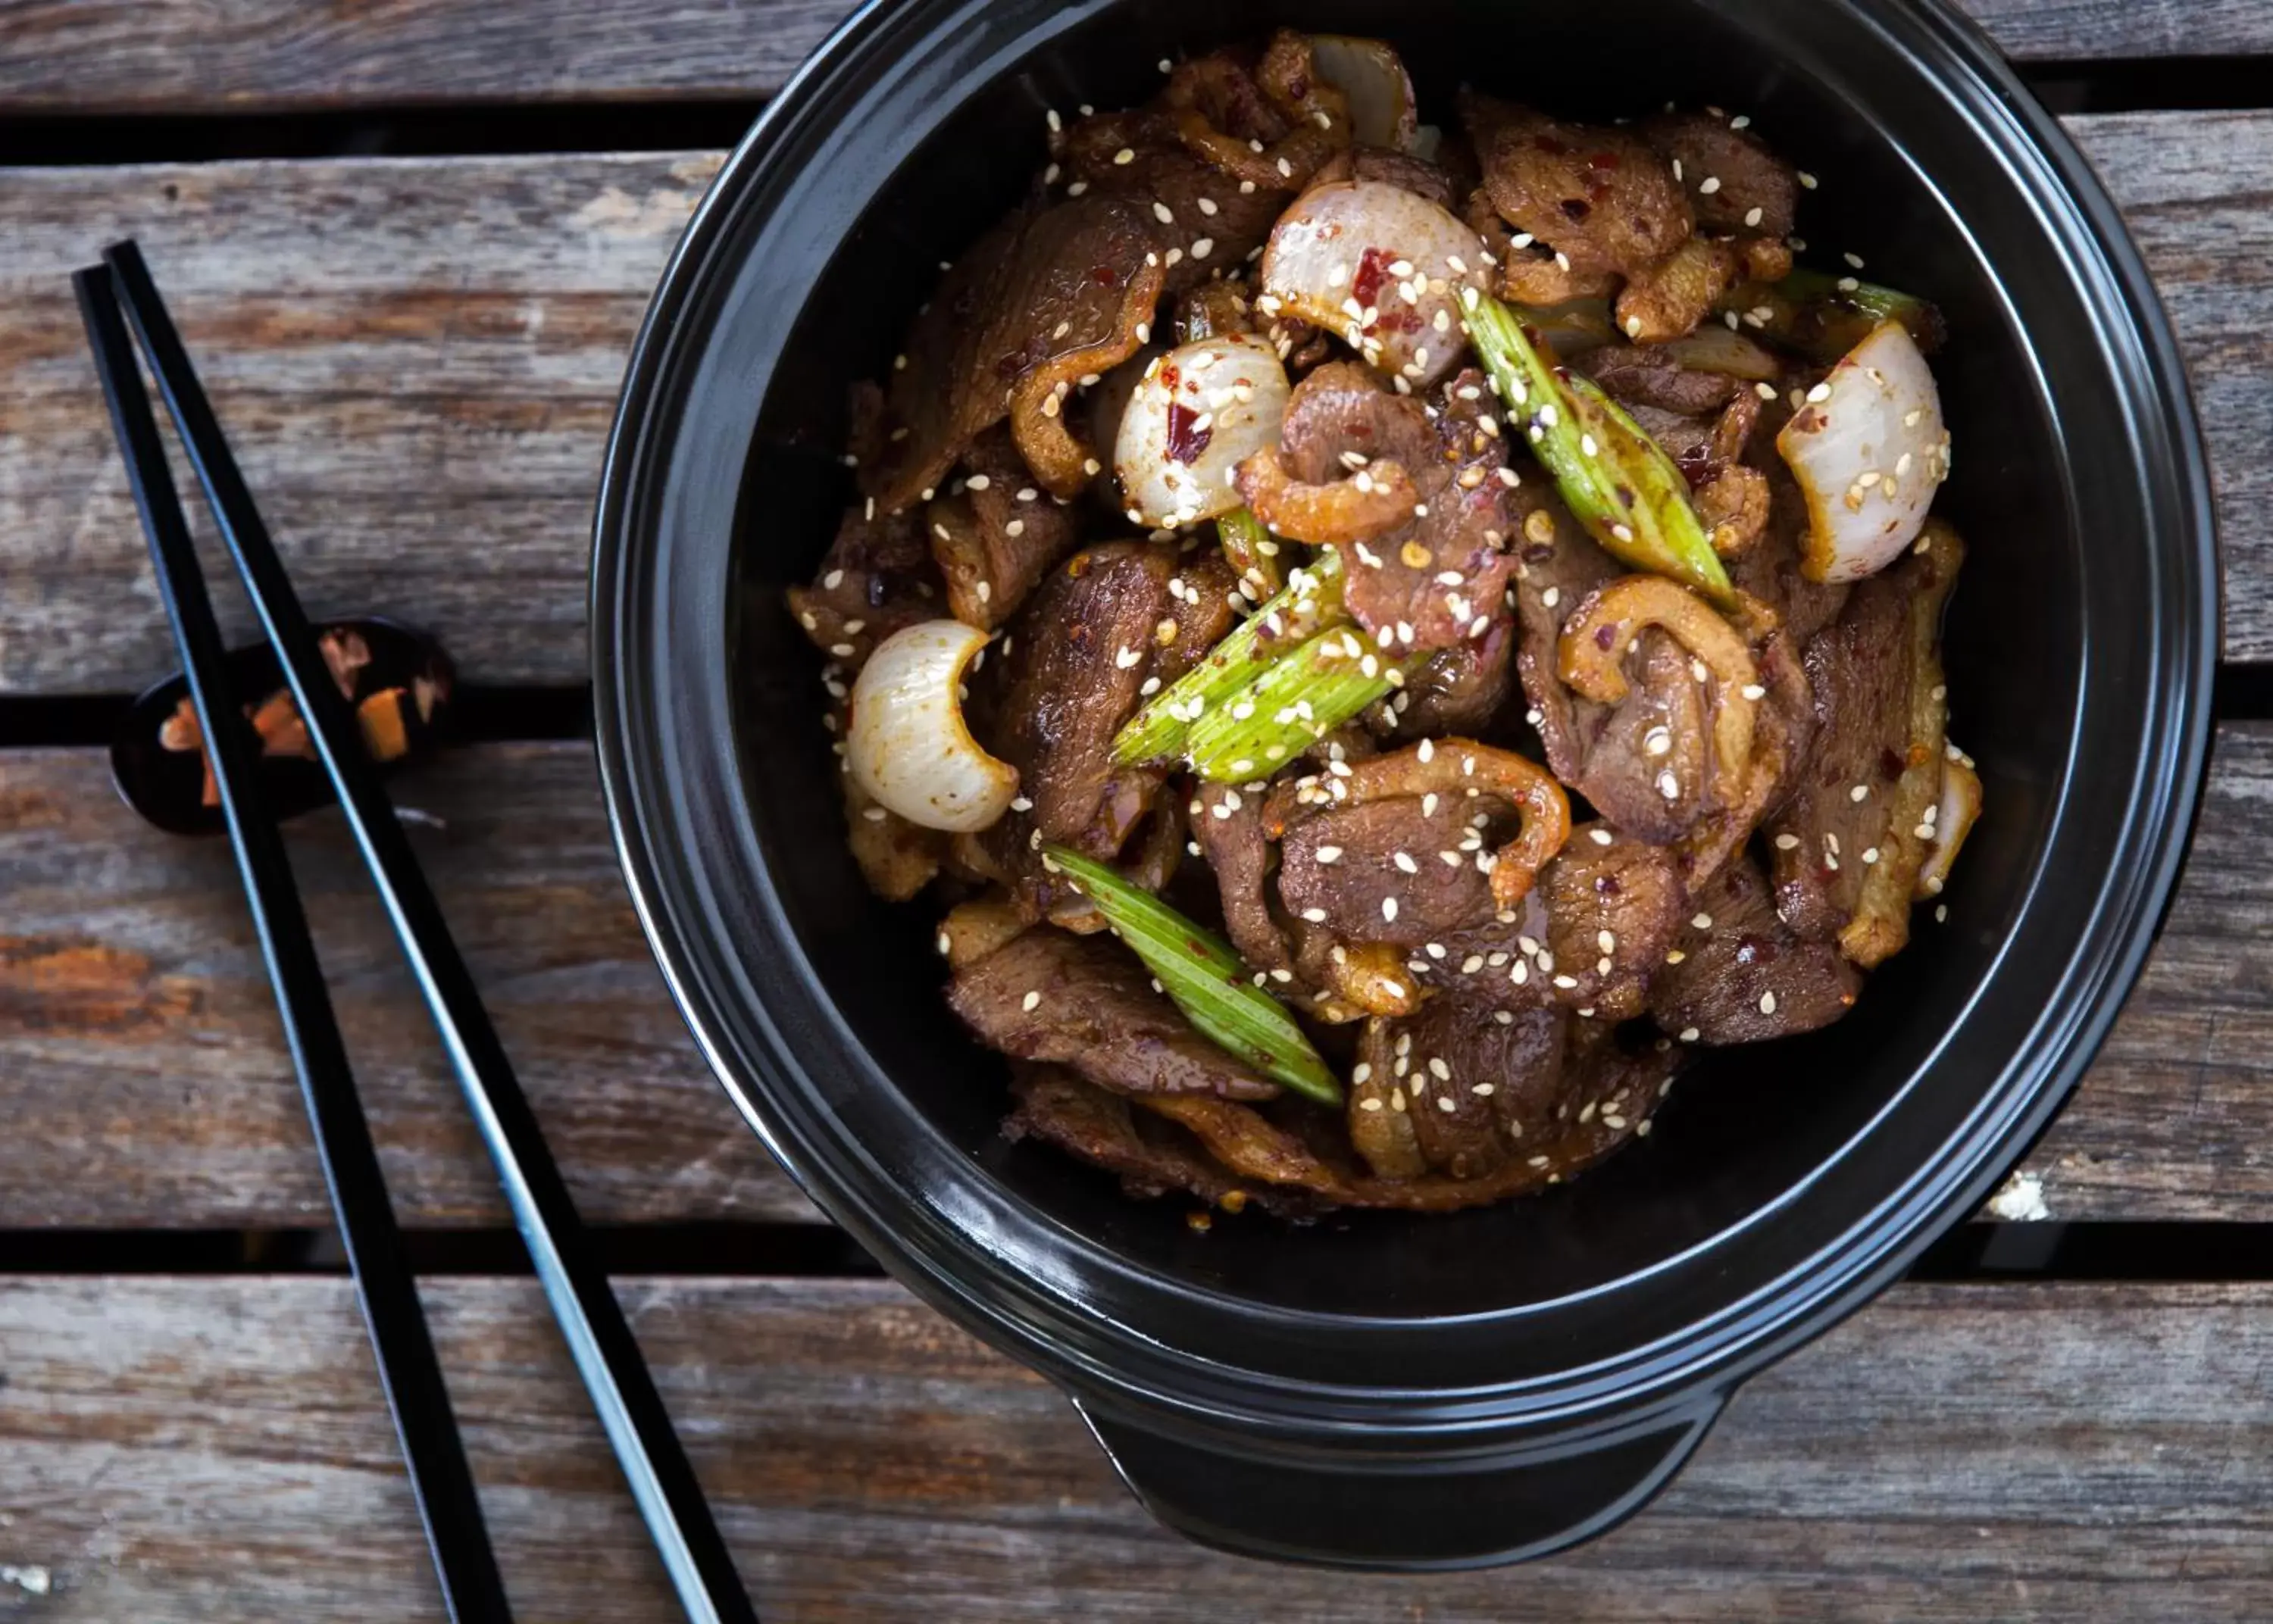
[786,32,1978,1220]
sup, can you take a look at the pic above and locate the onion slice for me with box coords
[846,620,1018,832]
[1260,181,1487,389]
[1114,335,1291,528]
[1777,319,1951,583]
[1306,36,1418,152]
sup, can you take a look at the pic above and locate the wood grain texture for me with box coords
[0,0,2251,112]
[0,113,2264,695]
[1,1275,2270,1620]
[0,151,722,695]
[0,742,814,1227]
[0,726,2268,1227]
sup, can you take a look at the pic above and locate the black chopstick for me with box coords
[98,241,762,1624]
[74,267,516,1624]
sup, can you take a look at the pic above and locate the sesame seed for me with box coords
[1699,175,1722,194]
[1740,683,1765,701]
[1849,784,1870,803]
[1382,897,1399,923]
[1798,170,1818,189]
[1844,251,1865,269]
[1774,832,1800,851]
[1755,381,1777,401]
[1665,950,1685,964]
[1542,586,1560,609]
[1679,1026,1700,1043]
[1428,1057,1452,1081]
[1759,990,1777,1016]
[1112,147,1135,164]
[1589,829,1613,846]
[1806,382,1833,403]
[1022,991,1043,1012]
[1936,903,1949,922]
[1744,206,1763,227]
[1554,974,1579,989]
[1436,1095,1458,1113]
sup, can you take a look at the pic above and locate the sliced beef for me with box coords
[1278,795,1499,949]
[1537,821,1685,1021]
[1768,523,1961,963]
[1614,234,1740,344]
[785,501,943,673]
[1349,146,1461,211]
[841,765,943,901]
[1274,363,1518,654]
[1577,342,1742,417]
[1192,778,1294,973]
[1058,108,1292,298]
[1005,1067,1308,1213]
[1460,91,1692,282]
[1382,612,1515,739]
[1642,111,1799,242]
[1509,496,1721,844]
[1350,1001,1568,1179]
[926,426,1084,629]
[1650,855,1859,1045]
[1725,461,1849,648]
[976,542,1188,895]
[950,929,1278,1101]
[861,193,1166,512]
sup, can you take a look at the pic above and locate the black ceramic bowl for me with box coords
[592,0,2215,1569]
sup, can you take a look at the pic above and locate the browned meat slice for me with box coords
[1767,523,1962,963]
[1536,821,1685,1020]
[1267,363,1518,654]
[1349,1001,1568,1179]
[1643,111,1799,242]
[950,929,1278,1101]
[1615,235,1740,345]
[1382,613,1515,738]
[1725,458,1850,648]
[1650,856,1859,1045]
[975,542,1191,896]
[1460,91,1692,282]
[1577,343,1742,417]
[1335,1013,1682,1208]
[785,501,943,673]
[1509,496,1725,845]
[861,194,1165,512]
[1278,795,1501,948]
[1673,622,1814,892]
[1349,146,1461,211]
[1059,108,1292,298]
[926,426,1084,629]
[1005,1067,1310,1213]
[1191,779,1295,974]
[841,766,943,901]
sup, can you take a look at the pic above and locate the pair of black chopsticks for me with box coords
[76,245,759,1624]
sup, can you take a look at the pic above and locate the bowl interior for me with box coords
[688,0,2156,1340]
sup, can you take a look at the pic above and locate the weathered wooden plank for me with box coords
[0,1275,2267,1620]
[0,724,2265,1227]
[0,151,724,695]
[0,741,814,1227]
[0,0,2249,114]
[0,113,2259,695]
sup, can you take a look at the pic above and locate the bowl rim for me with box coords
[591,0,2218,1444]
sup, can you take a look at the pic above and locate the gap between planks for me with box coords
[0,1275,2269,1622]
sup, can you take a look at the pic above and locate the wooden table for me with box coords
[1,2,2268,1616]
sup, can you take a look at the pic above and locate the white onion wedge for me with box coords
[1308,36,1418,153]
[1114,335,1291,527]
[1260,180,1487,389]
[1777,319,1952,582]
[846,621,1018,832]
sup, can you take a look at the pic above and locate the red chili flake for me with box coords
[1594,626,1616,651]
[1879,746,1907,782]
[1165,402,1213,465]
[1350,245,1394,310]
[1091,264,1121,286]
